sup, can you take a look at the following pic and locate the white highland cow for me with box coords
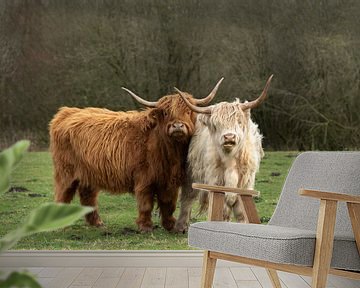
[174,75,273,233]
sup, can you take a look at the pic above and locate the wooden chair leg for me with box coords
[312,200,337,288]
[347,202,360,253]
[266,269,282,288]
[201,251,217,288]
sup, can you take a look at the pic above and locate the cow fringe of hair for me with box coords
[188,100,264,216]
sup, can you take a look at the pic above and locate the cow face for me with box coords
[149,93,197,142]
[122,78,224,142]
[198,102,250,155]
[177,75,273,154]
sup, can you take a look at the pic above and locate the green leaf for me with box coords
[0,228,26,252]
[0,141,30,194]
[0,203,93,251]
[23,203,93,234]
[0,271,41,288]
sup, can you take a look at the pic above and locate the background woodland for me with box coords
[0,0,359,150]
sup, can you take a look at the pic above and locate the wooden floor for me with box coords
[2,266,360,288]
[1,251,359,288]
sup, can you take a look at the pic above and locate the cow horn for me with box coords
[241,75,274,110]
[193,77,224,106]
[122,87,158,107]
[174,87,212,114]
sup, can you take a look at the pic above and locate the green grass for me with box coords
[0,151,298,250]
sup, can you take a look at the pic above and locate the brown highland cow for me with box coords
[49,80,222,232]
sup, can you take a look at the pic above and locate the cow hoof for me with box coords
[138,221,153,233]
[162,217,176,232]
[173,223,188,234]
[95,221,104,227]
[139,225,153,233]
[88,220,104,227]
[87,219,104,227]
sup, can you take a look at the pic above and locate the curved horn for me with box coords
[194,77,224,106]
[121,87,158,107]
[241,74,274,110]
[174,87,212,114]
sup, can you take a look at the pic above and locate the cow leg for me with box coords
[223,200,232,221]
[53,159,78,203]
[224,193,238,221]
[135,187,154,233]
[158,195,177,232]
[174,180,197,233]
[224,167,240,221]
[174,191,197,233]
[78,185,103,227]
[232,197,245,223]
[55,178,79,203]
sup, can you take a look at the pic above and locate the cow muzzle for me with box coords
[168,122,188,139]
[222,133,237,152]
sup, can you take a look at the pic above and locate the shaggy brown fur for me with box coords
[49,93,197,232]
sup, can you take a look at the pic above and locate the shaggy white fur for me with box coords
[175,100,264,232]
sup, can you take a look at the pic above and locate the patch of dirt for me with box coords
[7,186,29,193]
[28,193,46,198]
[101,231,113,236]
[69,235,81,240]
[25,178,38,183]
[270,172,281,177]
[120,227,140,235]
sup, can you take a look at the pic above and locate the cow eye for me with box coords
[163,111,168,117]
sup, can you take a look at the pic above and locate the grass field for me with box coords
[0,151,298,250]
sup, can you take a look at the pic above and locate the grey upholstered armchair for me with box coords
[188,152,360,288]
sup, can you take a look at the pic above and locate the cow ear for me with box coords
[198,114,210,126]
[242,108,251,120]
[149,108,163,122]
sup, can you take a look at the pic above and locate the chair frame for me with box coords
[192,183,360,288]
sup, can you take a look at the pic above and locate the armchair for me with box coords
[188,152,360,288]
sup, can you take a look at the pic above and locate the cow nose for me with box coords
[172,122,184,129]
[223,133,236,141]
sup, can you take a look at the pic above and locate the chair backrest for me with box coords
[269,152,360,238]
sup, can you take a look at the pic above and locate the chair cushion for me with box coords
[189,222,360,271]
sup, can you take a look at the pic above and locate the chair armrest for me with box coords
[192,183,260,197]
[301,189,360,259]
[193,183,261,223]
[299,189,360,204]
